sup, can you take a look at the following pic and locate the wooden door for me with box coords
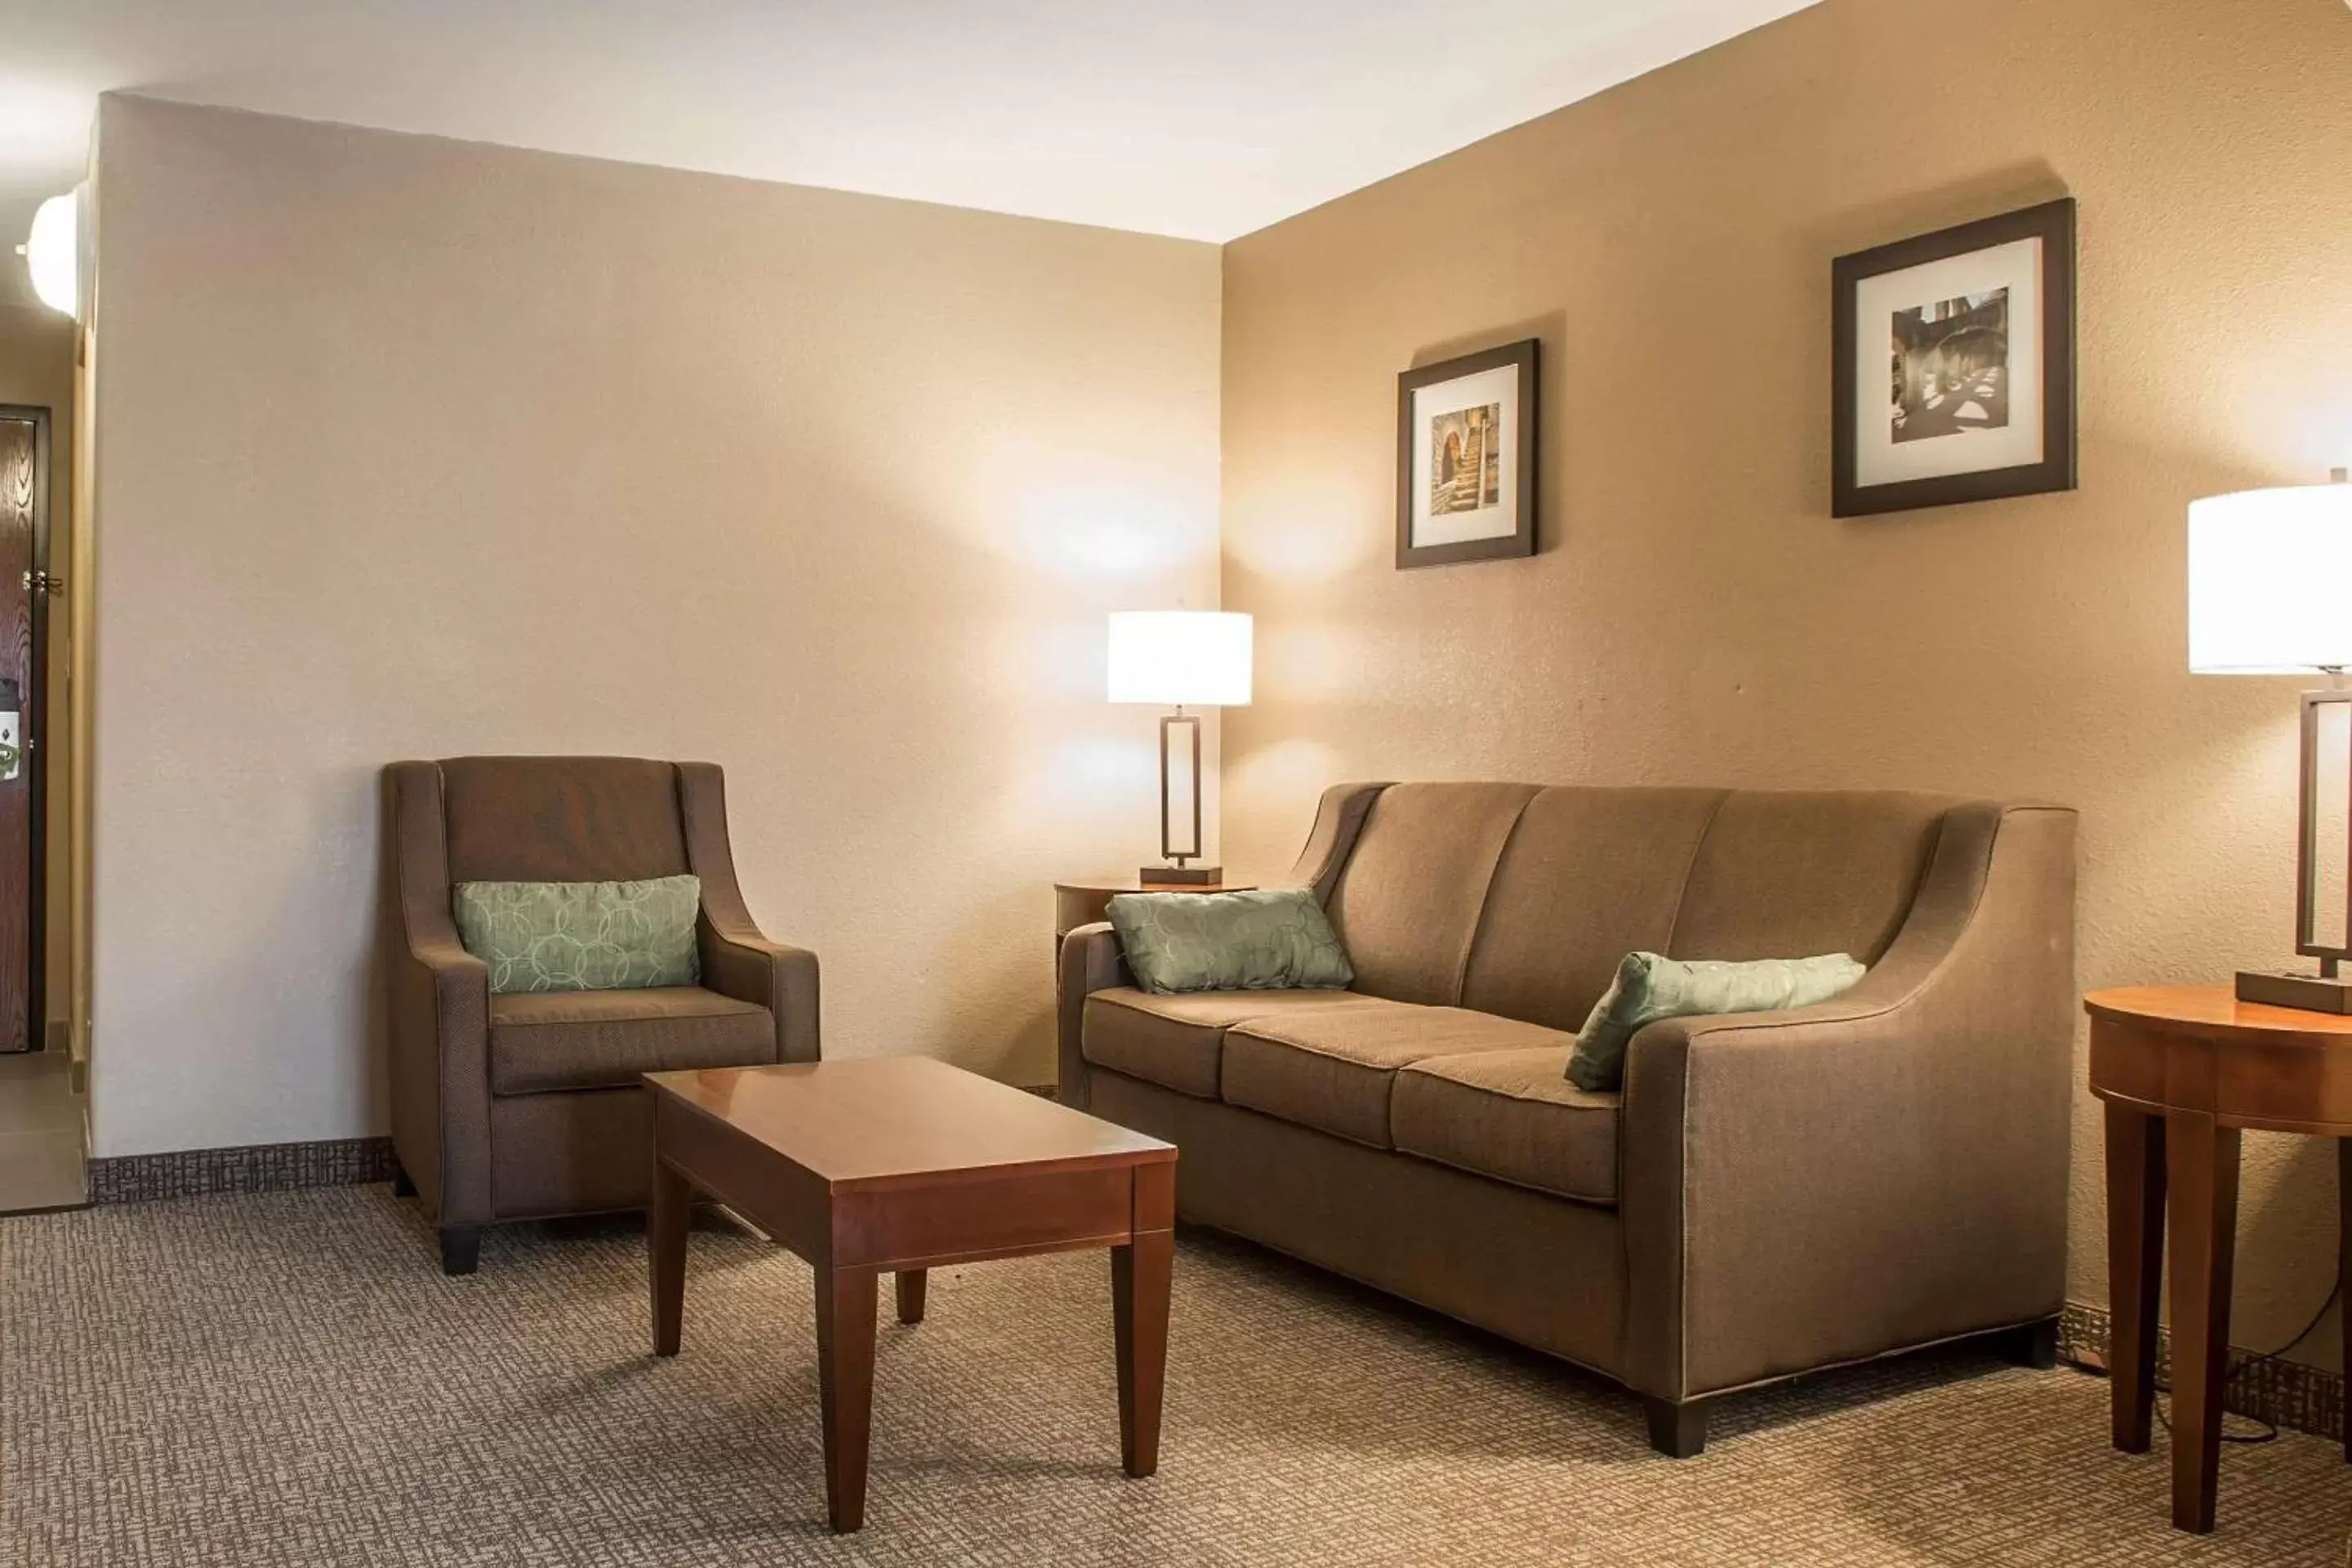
[0,407,47,1052]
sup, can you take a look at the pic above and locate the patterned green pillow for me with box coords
[452,875,702,995]
[1106,888,1353,995]
[1566,951,1867,1091]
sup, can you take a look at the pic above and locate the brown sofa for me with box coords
[1058,782,2075,1455]
[382,756,818,1273]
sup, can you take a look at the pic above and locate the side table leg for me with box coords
[2165,1111,2240,1535]
[816,1264,879,1533]
[2104,1104,2165,1452]
[2341,1138,2350,1465]
[649,1156,689,1357]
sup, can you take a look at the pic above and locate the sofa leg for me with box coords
[1645,1396,1709,1459]
[2001,1316,2060,1370]
[392,1163,416,1199]
[439,1225,481,1276]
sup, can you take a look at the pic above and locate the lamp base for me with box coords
[2234,969,2352,1013]
[1139,864,1222,887]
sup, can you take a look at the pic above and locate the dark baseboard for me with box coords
[87,1136,398,1205]
[2056,1299,2342,1444]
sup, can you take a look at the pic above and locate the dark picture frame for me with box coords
[1396,338,1539,568]
[1832,198,2076,518]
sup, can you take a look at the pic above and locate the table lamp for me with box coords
[1107,610,1251,885]
[2188,469,2352,1009]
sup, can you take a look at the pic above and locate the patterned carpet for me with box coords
[2,1185,2347,1566]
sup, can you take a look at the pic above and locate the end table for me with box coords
[2083,984,2352,1534]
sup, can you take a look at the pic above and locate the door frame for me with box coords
[0,403,49,1051]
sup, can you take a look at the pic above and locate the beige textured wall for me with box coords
[90,96,1222,1156]
[0,301,77,1041]
[1222,0,2352,1371]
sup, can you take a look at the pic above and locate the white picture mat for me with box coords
[1410,363,1520,546]
[1853,235,2043,489]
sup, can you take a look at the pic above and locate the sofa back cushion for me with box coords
[1325,783,1538,1004]
[1667,791,1946,966]
[1459,786,1725,1032]
[1317,782,1955,1028]
[441,756,691,884]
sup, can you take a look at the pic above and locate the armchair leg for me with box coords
[1645,1396,1710,1459]
[2000,1316,2060,1370]
[439,1224,481,1276]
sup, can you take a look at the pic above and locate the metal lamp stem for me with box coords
[2238,666,2352,1009]
[1144,706,1218,885]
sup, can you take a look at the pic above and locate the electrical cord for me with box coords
[2152,1267,2342,1446]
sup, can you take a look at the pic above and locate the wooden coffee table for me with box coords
[643,1057,1178,1533]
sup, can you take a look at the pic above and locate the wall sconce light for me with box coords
[2189,468,2352,1009]
[1107,610,1252,884]
[16,189,81,319]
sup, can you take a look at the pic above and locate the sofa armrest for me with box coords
[701,924,821,1063]
[1057,921,1133,1111]
[381,761,496,1228]
[1617,802,2076,1403]
[1281,782,1392,903]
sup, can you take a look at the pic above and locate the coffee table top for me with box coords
[645,1058,1174,1191]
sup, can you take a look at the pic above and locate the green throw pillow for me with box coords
[1566,951,1867,1092]
[452,875,703,996]
[1106,888,1353,995]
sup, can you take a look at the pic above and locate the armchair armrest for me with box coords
[1057,921,1133,1111]
[1616,802,2076,1403]
[700,922,821,1063]
[676,760,817,1062]
[381,762,494,1228]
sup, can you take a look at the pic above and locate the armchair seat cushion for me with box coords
[1392,1046,1621,1204]
[1081,987,1390,1100]
[1222,1004,1556,1149]
[488,986,774,1095]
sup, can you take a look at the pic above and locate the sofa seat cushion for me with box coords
[1222,1005,1558,1149]
[488,986,774,1095]
[1392,1046,1620,1205]
[1082,987,1392,1100]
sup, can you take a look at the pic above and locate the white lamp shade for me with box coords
[2189,484,2352,673]
[1107,611,1252,706]
[24,192,78,318]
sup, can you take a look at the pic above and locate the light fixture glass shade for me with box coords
[1107,611,1252,706]
[2188,483,2352,674]
[24,192,78,318]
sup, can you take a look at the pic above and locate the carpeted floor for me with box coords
[2,1185,2346,1566]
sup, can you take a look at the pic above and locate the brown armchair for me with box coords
[381,756,817,1273]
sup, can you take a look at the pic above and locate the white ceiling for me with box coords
[0,0,1816,309]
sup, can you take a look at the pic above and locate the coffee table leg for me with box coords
[1112,1227,1173,1478]
[896,1268,927,1325]
[649,1156,689,1357]
[816,1264,878,1532]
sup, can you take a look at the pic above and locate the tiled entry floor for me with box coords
[0,1053,84,1213]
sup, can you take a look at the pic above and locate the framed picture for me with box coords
[1396,338,1539,568]
[1832,198,2076,518]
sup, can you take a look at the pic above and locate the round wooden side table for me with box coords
[1052,878,1254,956]
[2083,984,2352,1534]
